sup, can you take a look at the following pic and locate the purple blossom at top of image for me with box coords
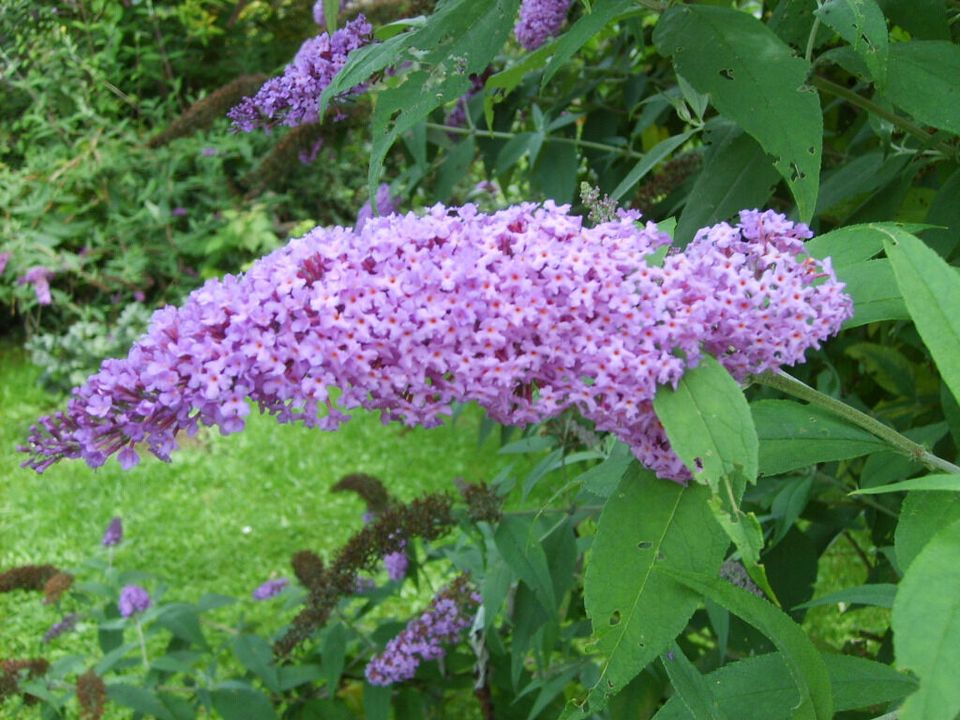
[19,203,851,481]
[354,184,400,231]
[119,585,151,618]
[101,516,123,547]
[228,15,372,132]
[365,576,479,685]
[252,577,290,600]
[18,266,54,306]
[514,0,573,51]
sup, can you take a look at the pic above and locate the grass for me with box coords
[0,344,532,659]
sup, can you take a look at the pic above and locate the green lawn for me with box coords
[0,344,526,658]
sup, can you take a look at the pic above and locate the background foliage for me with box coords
[2,0,960,718]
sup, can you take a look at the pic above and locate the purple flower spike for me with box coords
[119,585,151,618]
[252,577,289,600]
[20,204,851,481]
[43,613,79,643]
[0,251,10,275]
[515,0,572,50]
[384,550,408,582]
[365,576,479,686]
[228,15,372,132]
[18,266,54,305]
[101,517,123,547]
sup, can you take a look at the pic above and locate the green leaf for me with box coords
[542,0,633,86]
[211,686,278,720]
[654,5,822,220]
[361,0,520,200]
[674,125,780,247]
[484,45,553,128]
[577,442,634,498]
[883,227,960,404]
[660,642,730,720]
[653,354,759,490]
[323,0,339,32]
[494,515,556,612]
[611,130,698,202]
[279,664,324,691]
[852,473,960,495]
[924,168,960,258]
[896,491,960,571]
[155,603,207,648]
[233,635,280,693]
[322,623,347,692]
[752,400,888,475]
[876,0,949,40]
[531,141,578,203]
[656,568,833,720]
[844,342,916,397]
[107,684,176,720]
[652,652,917,719]
[793,583,897,610]
[363,681,392,720]
[882,41,960,135]
[435,137,476,203]
[893,518,960,720]
[578,467,728,715]
[836,259,909,328]
[815,0,888,86]
[708,499,777,602]
[770,475,813,545]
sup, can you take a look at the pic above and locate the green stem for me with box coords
[805,14,821,64]
[753,370,960,475]
[135,617,150,669]
[810,76,957,159]
[424,122,645,160]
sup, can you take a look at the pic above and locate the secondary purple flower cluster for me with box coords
[365,576,479,685]
[515,0,572,50]
[43,613,79,643]
[18,266,54,306]
[228,15,372,132]
[101,517,123,547]
[384,546,409,581]
[252,577,290,600]
[119,585,151,618]
[20,203,851,480]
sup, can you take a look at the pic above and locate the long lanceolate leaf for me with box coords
[575,468,728,716]
[654,5,823,221]
[656,567,834,720]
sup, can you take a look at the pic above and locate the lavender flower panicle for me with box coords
[101,517,123,547]
[365,575,479,685]
[18,266,54,305]
[118,585,150,618]
[20,205,851,481]
[43,613,79,643]
[228,16,372,132]
[514,0,573,50]
[252,577,290,600]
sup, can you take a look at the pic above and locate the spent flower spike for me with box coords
[20,203,851,481]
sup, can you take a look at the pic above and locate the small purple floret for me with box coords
[515,0,572,50]
[119,585,151,618]
[101,517,123,547]
[252,577,289,600]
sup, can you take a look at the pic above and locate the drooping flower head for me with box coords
[514,0,572,50]
[252,577,290,600]
[118,585,151,618]
[101,517,123,547]
[43,613,79,643]
[228,15,372,132]
[20,204,851,481]
[365,575,479,685]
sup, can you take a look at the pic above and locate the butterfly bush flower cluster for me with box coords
[101,517,123,547]
[228,15,372,132]
[384,544,409,581]
[252,577,290,600]
[18,266,54,306]
[515,0,573,50]
[21,203,851,481]
[365,575,479,685]
[119,585,151,618]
